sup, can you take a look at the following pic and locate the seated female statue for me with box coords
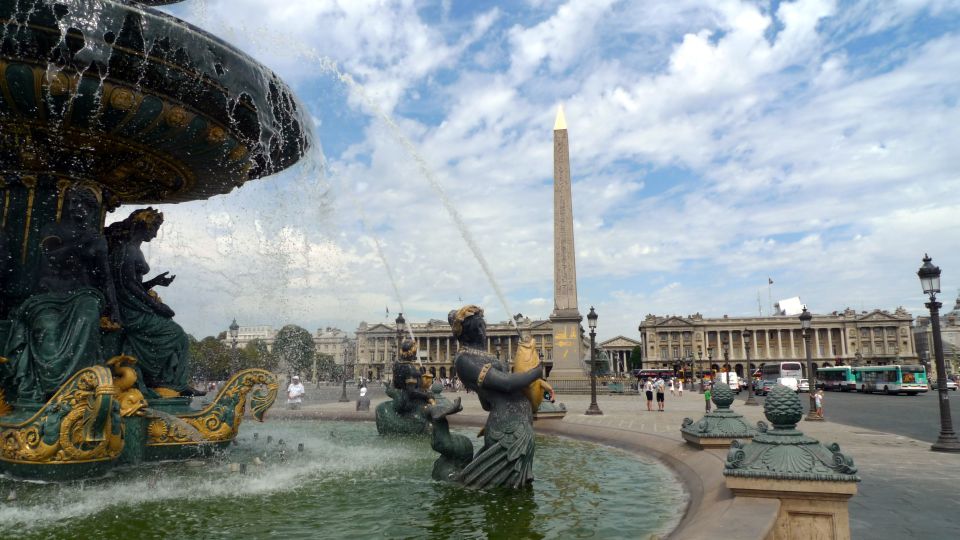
[105,208,196,398]
[450,305,543,489]
[6,185,121,402]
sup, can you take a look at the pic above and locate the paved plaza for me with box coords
[275,384,960,540]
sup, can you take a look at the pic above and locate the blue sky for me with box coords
[141,0,960,341]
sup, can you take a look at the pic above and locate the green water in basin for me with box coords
[0,420,686,539]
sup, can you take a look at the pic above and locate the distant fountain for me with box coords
[0,0,307,479]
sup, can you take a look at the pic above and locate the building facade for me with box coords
[913,293,960,379]
[597,336,641,375]
[639,307,917,378]
[354,316,559,382]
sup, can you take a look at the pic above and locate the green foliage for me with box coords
[314,353,338,381]
[241,338,278,372]
[273,324,315,376]
[629,345,643,369]
[190,336,232,380]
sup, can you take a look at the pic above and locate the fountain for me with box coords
[0,0,307,479]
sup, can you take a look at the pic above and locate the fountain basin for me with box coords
[0,420,687,538]
[0,0,309,204]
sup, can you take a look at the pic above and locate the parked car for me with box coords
[759,379,776,395]
[798,378,810,392]
[931,379,958,391]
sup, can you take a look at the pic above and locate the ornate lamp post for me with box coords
[742,330,758,405]
[918,255,960,452]
[697,347,705,393]
[585,307,603,415]
[800,307,821,420]
[228,318,239,375]
[338,341,351,402]
[721,334,729,377]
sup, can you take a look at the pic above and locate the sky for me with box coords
[136,0,960,342]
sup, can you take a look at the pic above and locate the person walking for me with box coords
[815,390,824,419]
[643,378,654,411]
[356,386,371,411]
[704,384,712,413]
[669,379,676,396]
[678,378,684,397]
[656,378,666,412]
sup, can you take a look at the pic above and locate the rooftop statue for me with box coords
[450,305,544,489]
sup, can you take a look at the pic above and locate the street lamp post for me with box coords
[742,330,758,405]
[338,342,351,402]
[800,307,821,420]
[918,255,960,452]
[228,318,239,375]
[585,307,603,415]
[697,347,704,393]
[721,334,729,383]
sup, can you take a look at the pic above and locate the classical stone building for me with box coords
[598,336,642,375]
[354,316,557,383]
[639,307,917,378]
[222,324,276,350]
[913,293,960,379]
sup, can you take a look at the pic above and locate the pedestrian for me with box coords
[656,378,666,411]
[287,375,305,410]
[644,378,654,411]
[669,379,676,396]
[815,390,824,418]
[704,384,712,413]
[678,378,684,397]
[356,386,371,411]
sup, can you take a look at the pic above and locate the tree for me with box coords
[314,353,337,381]
[191,336,232,380]
[273,324,315,377]
[241,338,279,372]
[629,345,643,370]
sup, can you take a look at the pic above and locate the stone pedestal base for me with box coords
[681,432,750,449]
[726,476,857,540]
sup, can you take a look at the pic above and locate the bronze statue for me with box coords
[450,305,543,488]
[5,185,120,401]
[104,208,197,397]
[375,340,434,435]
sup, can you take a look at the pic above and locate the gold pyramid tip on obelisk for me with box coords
[554,105,567,131]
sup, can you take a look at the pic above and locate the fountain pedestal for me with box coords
[724,385,859,540]
[681,383,756,449]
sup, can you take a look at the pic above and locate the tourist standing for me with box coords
[287,376,305,410]
[678,378,683,397]
[815,390,824,418]
[704,384,712,413]
[656,378,666,411]
[669,379,676,396]
[644,379,654,411]
[356,387,371,411]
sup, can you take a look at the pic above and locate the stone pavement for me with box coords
[270,386,960,540]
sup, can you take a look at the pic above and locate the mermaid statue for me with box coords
[450,305,544,489]
[104,208,198,398]
[4,185,121,402]
[375,340,434,435]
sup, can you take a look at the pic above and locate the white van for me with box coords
[715,372,741,393]
[777,377,799,392]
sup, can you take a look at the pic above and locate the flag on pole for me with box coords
[768,277,773,285]
[385,306,389,317]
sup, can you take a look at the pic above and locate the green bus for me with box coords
[853,365,928,395]
[817,366,856,391]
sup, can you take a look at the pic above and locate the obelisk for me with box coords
[549,105,584,377]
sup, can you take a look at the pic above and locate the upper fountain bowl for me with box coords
[0,0,310,204]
